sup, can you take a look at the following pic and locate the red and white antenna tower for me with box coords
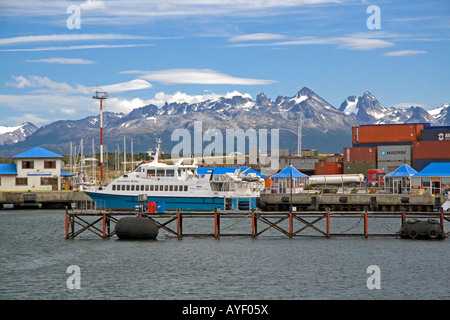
[93,91,108,183]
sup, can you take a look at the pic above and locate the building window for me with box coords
[44,160,56,169]
[22,161,34,169]
[16,177,28,186]
[41,177,57,185]
[112,185,116,191]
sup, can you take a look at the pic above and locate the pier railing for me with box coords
[65,208,450,240]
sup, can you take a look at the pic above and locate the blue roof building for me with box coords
[12,146,63,159]
[0,146,72,191]
[384,164,418,194]
[411,162,450,195]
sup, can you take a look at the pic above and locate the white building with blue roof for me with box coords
[0,146,72,191]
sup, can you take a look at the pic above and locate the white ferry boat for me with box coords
[84,139,265,211]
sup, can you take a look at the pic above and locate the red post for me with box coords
[440,213,445,238]
[102,214,106,238]
[214,212,219,239]
[326,212,330,238]
[65,213,69,239]
[252,212,257,238]
[402,212,406,225]
[177,212,182,239]
[364,212,368,238]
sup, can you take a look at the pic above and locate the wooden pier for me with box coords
[65,208,450,240]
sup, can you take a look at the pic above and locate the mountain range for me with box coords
[1,87,449,156]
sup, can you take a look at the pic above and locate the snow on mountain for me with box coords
[2,88,448,156]
[0,122,37,146]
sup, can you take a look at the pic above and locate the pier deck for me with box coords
[65,208,450,240]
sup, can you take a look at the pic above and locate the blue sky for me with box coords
[0,0,449,127]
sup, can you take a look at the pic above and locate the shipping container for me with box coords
[412,141,450,159]
[377,160,412,174]
[377,145,412,162]
[352,124,426,144]
[413,159,450,172]
[353,142,413,148]
[343,161,377,177]
[420,127,450,141]
[343,147,377,162]
[314,161,344,175]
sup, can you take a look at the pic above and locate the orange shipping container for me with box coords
[315,162,344,175]
[412,141,450,160]
[352,124,424,144]
[343,147,377,162]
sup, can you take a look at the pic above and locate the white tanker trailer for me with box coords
[308,174,365,185]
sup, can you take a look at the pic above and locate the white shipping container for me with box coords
[377,145,412,162]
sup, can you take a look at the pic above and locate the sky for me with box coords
[0,0,449,127]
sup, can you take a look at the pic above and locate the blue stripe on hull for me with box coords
[84,192,228,211]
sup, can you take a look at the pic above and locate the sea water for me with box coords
[0,210,449,300]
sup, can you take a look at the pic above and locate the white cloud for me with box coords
[0,33,150,46]
[2,44,153,52]
[336,37,395,50]
[60,108,78,115]
[80,0,108,11]
[229,33,286,42]
[146,90,251,107]
[241,35,395,50]
[383,50,428,57]
[6,75,152,94]
[95,79,153,93]
[26,58,96,64]
[122,68,276,85]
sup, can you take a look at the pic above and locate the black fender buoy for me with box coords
[115,217,158,240]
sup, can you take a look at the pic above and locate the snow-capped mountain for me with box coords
[339,91,448,125]
[2,88,448,156]
[0,122,37,146]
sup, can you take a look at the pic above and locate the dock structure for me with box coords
[65,207,450,240]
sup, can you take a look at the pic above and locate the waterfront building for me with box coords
[0,146,72,191]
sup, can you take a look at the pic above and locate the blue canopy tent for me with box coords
[270,165,309,193]
[384,164,418,194]
[411,162,450,195]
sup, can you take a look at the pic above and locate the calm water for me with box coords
[0,210,449,300]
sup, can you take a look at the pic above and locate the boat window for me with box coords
[126,185,130,191]
[150,185,154,191]
[157,169,165,177]
[169,185,173,191]
[177,169,182,177]
[145,185,149,191]
[174,185,178,191]
[164,185,168,191]
[184,185,188,192]
[131,185,135,191]
[112,185,116,191]
[166,169,175,177]
[122,185,126,191]
[141,185,145,191]
[135,166,142,172]
[135,185,139,191]
[147,169,155,176]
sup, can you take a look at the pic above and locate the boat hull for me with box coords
[84,191,229,211]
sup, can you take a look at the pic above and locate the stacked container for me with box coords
[413,126,450,171]
[352,123,427,146]
[314,161,344,175]
[412,141,450,171]
[377,145,412,174]
[343,147,377,176]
